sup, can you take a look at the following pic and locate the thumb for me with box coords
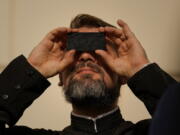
[58,50,76,72]
[95,50,114,67]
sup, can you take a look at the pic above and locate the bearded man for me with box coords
[0,14,176,135]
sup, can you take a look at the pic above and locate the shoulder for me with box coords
[5,125,61,135]
[118,119,151,135]
[132,119,151,135]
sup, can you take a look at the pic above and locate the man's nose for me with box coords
[78,51,97,63]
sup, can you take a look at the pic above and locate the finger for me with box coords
[105,36,118,51]
[71,28,79,33]
[106,36,129,56]
[104,27,124,38]
[117,19,134,38]
[120,34,127,41]
[67,28,72,33]
[46,27,68,40]
[106,35,122,47]
[106,36,114,46]
[98,27,105,33]
[51,42,60,52]
[118,41,129,55]
[105,26,127,42]
[58,50,76,71]
[95,50,114,66]
[64,50,76,61]
[106,44,118,58]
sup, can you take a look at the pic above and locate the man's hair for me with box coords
[70,14,116,28]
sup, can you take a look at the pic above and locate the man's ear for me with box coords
[58,73,63,86]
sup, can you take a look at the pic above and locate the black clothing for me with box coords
[148,83,180,135]
[0,55,177,135]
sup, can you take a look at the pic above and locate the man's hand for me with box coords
[96,20,149,82]
[28,27,76,78]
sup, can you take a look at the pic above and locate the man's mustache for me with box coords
[69,61,104,75]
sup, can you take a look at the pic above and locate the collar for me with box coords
[71,107,124,133]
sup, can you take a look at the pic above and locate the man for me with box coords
[0,14,177,135]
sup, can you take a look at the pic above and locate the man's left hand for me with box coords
[95,20,149,82]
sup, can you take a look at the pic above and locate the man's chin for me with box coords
[64,88,120,109]
[63,76,120,109]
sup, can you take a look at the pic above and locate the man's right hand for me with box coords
[28,27,76,78]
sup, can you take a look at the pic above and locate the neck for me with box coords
[72,104,118,118]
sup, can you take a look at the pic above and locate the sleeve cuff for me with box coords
[127,63,176,97]
[0,55,50,126]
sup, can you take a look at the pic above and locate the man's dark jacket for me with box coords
[0,55,177,135]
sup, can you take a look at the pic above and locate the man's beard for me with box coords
[63,62,120,108]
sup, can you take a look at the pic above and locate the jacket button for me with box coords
[27,70,34,77]
[1,94,8,100]
[14,84,21,90]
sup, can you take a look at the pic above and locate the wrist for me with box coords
[27,59,47,78]
[128,61,151,79]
